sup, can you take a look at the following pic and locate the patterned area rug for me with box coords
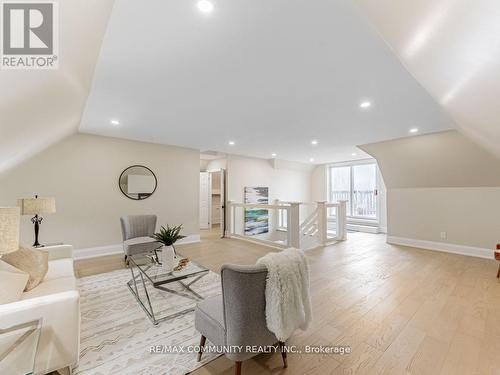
[73,268,222,375]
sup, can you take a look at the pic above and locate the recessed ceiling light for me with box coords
[410,128,419,134]
[352,152,357,156]
[110,119,120,126]
[197,0,214,13]
[271,153,277,157]
[311,140,318,145]
[359,101,371,109]
[228,140,235,146]
[309,158,315,163]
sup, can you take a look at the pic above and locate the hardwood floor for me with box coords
[75,230,500,375]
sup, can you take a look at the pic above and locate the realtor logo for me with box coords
[1,1,58,69]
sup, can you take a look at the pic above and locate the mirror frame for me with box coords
[118,165,158,201]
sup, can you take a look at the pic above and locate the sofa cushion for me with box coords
[0,261,29,304]
[195,294,226,346]
[44,258,75,281]
[21,276,76,300]
[2,247,49,291]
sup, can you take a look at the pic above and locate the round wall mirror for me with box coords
[119,165,157,200]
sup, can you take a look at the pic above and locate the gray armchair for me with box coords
[120,215,160,262]
[195,264,287,375]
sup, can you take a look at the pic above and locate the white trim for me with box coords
[378,226,387,234]
[73,234,201,260]
[387,236,493,259]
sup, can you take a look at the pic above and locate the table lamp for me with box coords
[0,207,20,257]
[17,196,56,247]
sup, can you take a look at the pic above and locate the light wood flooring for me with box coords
[75,230,500,375]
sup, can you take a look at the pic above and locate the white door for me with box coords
[219,169,226,237]
[199,172,210,229]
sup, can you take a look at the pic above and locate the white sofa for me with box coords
[0,245,80,375]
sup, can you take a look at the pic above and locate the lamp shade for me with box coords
[17,197,56,216]
[0,207,20,255]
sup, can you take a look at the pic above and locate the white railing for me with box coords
[226,200,347,250]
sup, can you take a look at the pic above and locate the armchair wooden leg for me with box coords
[279,341,288,368]
[235,361,242,375]
[197,335,206,362]
[497,264,500,278]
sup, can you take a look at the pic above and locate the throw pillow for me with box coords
[1,247,49,291]
[0,260,29,303]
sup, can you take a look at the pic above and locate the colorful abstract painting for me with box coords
[244,187,269,235]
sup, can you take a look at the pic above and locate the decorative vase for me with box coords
[161,245,175,271]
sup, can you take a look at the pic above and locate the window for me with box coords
[328,162,377,219]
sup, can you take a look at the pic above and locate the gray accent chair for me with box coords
[120,215,160,262]
[195,264,287,375]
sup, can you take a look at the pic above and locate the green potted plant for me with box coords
[151,224,186,271]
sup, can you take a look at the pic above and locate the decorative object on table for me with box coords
[151,224,186,271]
[0,318,42,375]
[17,196,56,247]
[0,207,20,257]
[244,187,269,236]
[174,258,190,272]
[119,165,157,200]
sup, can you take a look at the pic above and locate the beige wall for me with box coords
[0,134,200,249]
[389,188,500,249]
[361,130,500,250]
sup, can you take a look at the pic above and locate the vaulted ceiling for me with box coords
[79,0,454,164]
[355,0,500,159]
[0,0,114,175]
[1,0,499,174]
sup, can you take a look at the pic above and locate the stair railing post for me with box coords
[316,201,327,246]
[337,200,347,241]
[287,202,301,248]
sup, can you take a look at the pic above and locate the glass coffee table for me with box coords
[0,319,42,375]
[127,251,210,325]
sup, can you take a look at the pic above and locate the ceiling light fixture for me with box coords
[359,101,371,109]
[352,153,357,156]
[110,119,120,126]
[197,0,214,13]
[409,128,419,134]
[309,158,315,163]
[228,140,235,146]
[311,140,318,145]
[271,153,277,157]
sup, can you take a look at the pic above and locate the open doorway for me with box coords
[200,153,227,237]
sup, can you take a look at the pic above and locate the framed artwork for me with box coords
[244,187,269,235]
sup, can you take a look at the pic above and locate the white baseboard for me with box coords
[387,236,493,259]
[73,234,201,260]
[378,226,387,234]
[347,224,379,234]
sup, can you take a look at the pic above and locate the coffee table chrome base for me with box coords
[127,265,208,325]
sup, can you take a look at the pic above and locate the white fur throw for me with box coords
[257,248,312,341]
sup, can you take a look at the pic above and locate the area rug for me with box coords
[73,267,222,375]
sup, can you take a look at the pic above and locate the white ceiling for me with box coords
[80,0,455,164]
[356,0,500,160]
[0,0,114,175]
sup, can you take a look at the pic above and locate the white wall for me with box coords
[227,155,313,204]
[0,134,200,250]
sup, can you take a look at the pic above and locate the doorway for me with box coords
[199,168,226,237]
